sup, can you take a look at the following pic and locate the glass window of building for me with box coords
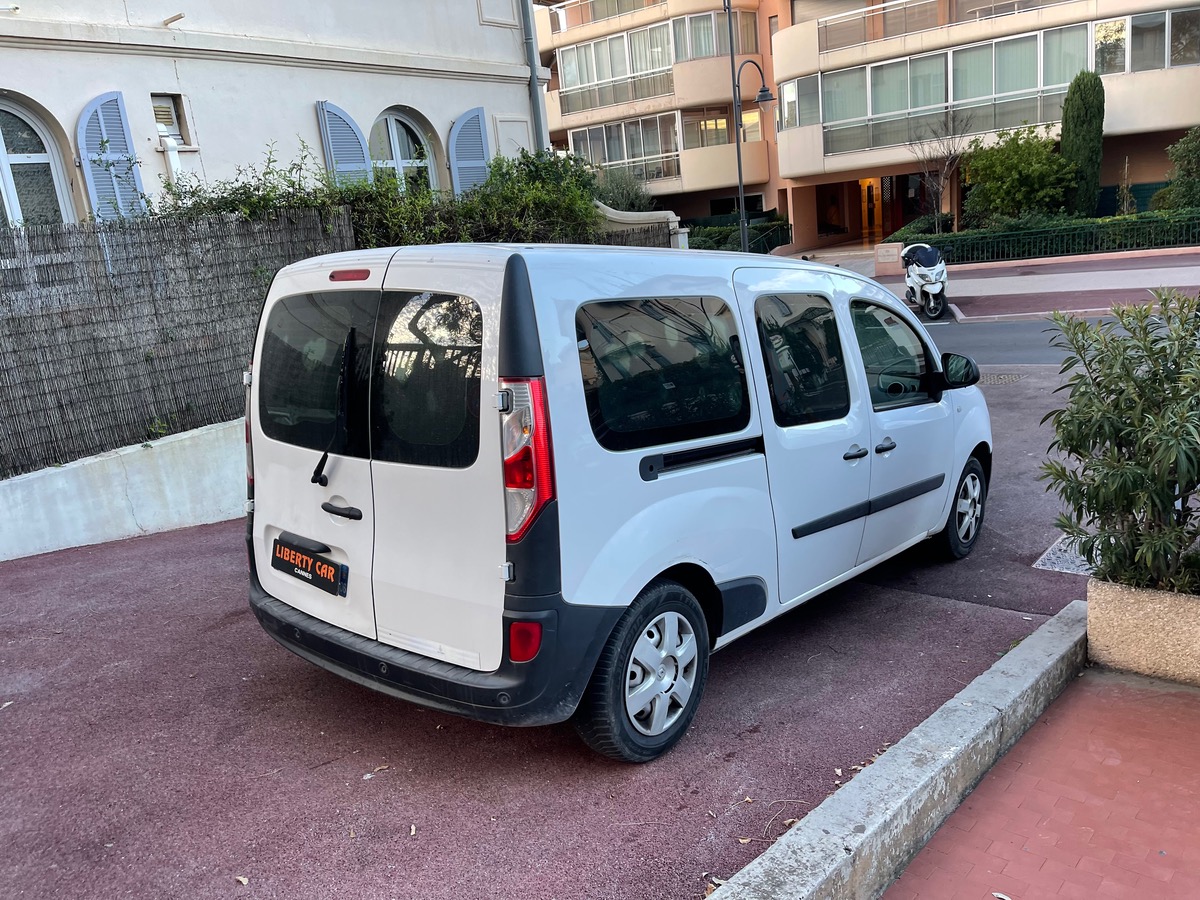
[952,44,993,101]
[822,68,867,122]
[1173,8,1200,67]
[871,60,909,115]
[1044,25,1088,85]
[0,103,73,226]
[1094,19,1128,74]
[909,54,947,108]
[1131,12,1167,71]
[369,111,435,192]
[995,35,1038,93]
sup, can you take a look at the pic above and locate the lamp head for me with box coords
[755,86,776,104]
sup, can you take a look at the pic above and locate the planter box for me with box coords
[1087,577,1200,687]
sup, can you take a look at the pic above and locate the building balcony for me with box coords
[536,0,669,51]
[603,138,770,197]
[774,0,1100,81]
[547,54,765,131]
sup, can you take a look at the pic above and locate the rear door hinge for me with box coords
[243,370,253,386]
[494,390,512,413]
[499,562,514,582]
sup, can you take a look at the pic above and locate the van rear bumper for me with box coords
[248,557,622,728]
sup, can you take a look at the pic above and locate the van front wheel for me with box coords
[574,580,710,763]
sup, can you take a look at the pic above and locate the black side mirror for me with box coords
[941,352,980,389]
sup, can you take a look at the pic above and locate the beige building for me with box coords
[536,0,1199,252]
[0,0,549,225]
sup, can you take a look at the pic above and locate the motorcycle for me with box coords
[901,243,948,320]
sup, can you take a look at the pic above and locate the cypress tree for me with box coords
[1060,71,1106,217]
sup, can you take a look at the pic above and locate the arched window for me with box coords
[0,102,73,226]
[369,110,437,193]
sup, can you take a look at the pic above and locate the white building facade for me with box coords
[0,0,548,225]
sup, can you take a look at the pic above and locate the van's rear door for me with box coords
[370,258,506,671]
[251,269,384,640]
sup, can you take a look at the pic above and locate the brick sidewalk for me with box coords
[884,668,1200,899]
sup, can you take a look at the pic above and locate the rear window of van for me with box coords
[576,297,750,451]
[371,291,483,468]
[257,291,377,456]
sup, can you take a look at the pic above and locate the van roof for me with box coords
[275,242,852,282]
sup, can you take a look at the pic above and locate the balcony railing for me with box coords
[816,0,1075,52]
[559,70,674,114]
[821,89,1067,154]
[547,0,666,34]
[603,152,681,182]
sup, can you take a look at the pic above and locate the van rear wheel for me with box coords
[574,580,710,763]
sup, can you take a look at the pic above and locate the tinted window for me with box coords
[372,291,482,468]
[577,297,750,451]
[257,291,377,456]
[850,301,934,409]
[755,294,850,427]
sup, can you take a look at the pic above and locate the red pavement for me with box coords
[884,668,1200,900]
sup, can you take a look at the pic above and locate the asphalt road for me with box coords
[933,319,1068,366]
[1,368,1084,900]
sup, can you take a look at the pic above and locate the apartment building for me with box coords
[536,0,1199,252]
[535,0,789,223]
[0,0,546,225]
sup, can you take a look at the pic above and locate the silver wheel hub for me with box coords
[625,611,698,738]
[956,473,983,543]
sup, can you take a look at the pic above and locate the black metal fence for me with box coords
[0,210,354,479]
[918,213,1200,265]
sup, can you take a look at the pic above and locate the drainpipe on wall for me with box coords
[519,0,550,151]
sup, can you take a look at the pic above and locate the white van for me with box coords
[246,244,991,762]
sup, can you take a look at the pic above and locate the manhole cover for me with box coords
[980,373,1028,385]
[1033,534,1093,575]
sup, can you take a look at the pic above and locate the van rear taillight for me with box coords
[500,377,554,543]
[509,621,542,663]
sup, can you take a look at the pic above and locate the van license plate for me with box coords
[271,538,348,596]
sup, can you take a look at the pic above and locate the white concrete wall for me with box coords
[0,421,245,562]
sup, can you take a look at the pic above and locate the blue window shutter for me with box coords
[76,92,146,220]
[449,107,491,196]
[316,101,374,185]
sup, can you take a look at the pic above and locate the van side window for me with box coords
[754,294,850,427]
[576,297,750,451]
[372,291,483,468]
[257,291,378,456]
[849,300,934,410]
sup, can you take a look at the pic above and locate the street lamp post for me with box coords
[724,0,774,253]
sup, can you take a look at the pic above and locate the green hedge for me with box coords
[890,209,1200,264]
[688,219,792,253]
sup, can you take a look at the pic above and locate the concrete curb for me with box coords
[711,600,1088,900]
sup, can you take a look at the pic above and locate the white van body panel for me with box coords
[732,266,873,603]
[523,253,777,610]
[372,252,508,671]
[250,250,395,640]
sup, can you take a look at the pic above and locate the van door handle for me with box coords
[321,501,363,520]
[842,446,868,460]
[875,439,897,454]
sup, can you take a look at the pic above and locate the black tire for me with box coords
[941,457,986,559]
[924,290,946,320]
[573,580,710,763]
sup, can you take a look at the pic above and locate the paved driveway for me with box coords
[1,367,1084,900]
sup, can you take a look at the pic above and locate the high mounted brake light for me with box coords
[329,269,371,282]
[500,377,555,543]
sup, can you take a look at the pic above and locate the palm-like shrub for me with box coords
[1042,289,1200,593]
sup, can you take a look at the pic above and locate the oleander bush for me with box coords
[1041,289,1200,593]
